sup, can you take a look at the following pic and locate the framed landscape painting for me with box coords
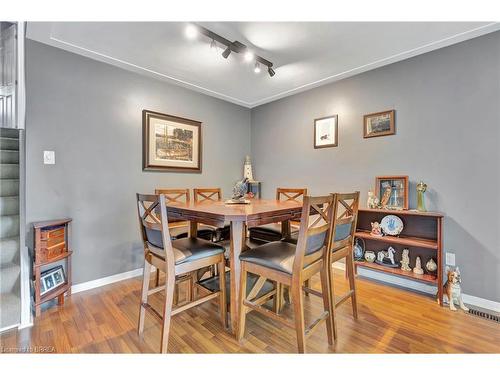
[143,110,202,172]
[363,110,395,138]
[314,115,338,148]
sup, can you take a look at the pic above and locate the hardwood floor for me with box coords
[1,268,498,353]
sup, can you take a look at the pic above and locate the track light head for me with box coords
[244,50,254,62]
[185,24,198,40]
[267,66,275,77]
[254,62,261,74]
[222,46,232,59]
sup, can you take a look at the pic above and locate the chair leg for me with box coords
[155,268,160,287]
[346,251,358,319]
[303,279,310,296]
[273,282,281,313]
[320,265,334,346]
[218,260,227,328]
[160,273,175,354]
[138,260,151,336]
[291,280,306,353]
[328,261,338,341]
[173,284,179,306]
[236,265,248,341]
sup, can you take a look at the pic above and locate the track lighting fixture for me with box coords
[184,23,276,77]
[222,46,232,59]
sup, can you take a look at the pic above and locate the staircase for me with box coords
[0,127,21,330]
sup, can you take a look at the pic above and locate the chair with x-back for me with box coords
[237,194,335,353]
[193,188,230,241]
[136,193,226,353]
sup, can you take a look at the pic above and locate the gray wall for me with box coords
[25,40,251,284]
[251,32,500,302]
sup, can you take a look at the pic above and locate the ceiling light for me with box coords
[244,50,254,62]
[185,24,198,39]
[254,62,261,74]
[222,46,232,59]
[268,66,275,77]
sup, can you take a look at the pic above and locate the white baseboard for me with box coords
[0,323,19,334]
[333,262,500,313]
[72,268,143,294]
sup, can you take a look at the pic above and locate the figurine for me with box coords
[364,251,376,263]
[426,258,437,273]
[413,256,424,275]
[232,177,249,201]
[400,248,412,271]
[370,221,383,237]
[376,246,396,266]
[243,155,254,181]
[417,181,427,212]
[380,186,392,208]
[367,190,379,209]
[353,238,365,261]
[442,266,469,311]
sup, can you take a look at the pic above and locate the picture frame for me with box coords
[314,115,338,148]
[375,175,409,210]
[143,110,202,173]
[363,110,395,138]
[40,265,66,296]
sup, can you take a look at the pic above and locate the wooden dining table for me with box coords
[166,198,303,334]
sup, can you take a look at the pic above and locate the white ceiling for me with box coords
[27,22,500,108]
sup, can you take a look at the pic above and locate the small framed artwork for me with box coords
[375,175,409,210]
[143,110,202,173]
[363,110,395,138]
[40,266,66,296]
[314,115,338,148]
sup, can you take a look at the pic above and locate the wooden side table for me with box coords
[33,218,72,317]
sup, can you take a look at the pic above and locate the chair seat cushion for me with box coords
[148,237,224,265]
[287,222,352,246]
[239,240,323,275]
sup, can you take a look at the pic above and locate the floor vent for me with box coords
[467,308,500,323]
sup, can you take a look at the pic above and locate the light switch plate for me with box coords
[43,150,55,165]
[446,252,455,266]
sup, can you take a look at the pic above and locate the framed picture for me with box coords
[375,175,409,210]
[40,266,66,296]
[363,110,395,138]
[143,110,202,173]
[314,115,338,148]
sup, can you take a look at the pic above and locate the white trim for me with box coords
[333,263,500,313]
[18,321,33,330]
[25,22,500,108]
[0,323,19,334]
[462,294,500,313]
[71,268,143,294]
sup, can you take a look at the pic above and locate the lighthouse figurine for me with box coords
[243,155,254,181]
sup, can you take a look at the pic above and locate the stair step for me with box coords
[0,215,19,238]
[0,196,19,216]
[0,137,19,151]
[0,150,19,164]
[0,262,20,294]
[0,164,19,179]
[0,292,20,329]
[0,128,19,139]
[0,237,19,264]
[0,179,19,197]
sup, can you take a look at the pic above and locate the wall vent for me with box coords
[467,307,500,323]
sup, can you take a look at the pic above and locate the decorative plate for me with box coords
[380,215,404,236]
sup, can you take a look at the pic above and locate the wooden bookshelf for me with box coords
[355,209,444,304]
[33,218,72,317]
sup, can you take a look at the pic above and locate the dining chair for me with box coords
[237,195,335,353]
[155,188,214,241]
[193,188,230,242]
[248,187,307,242]
[326,191,360,339]
[136,193,227,353]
